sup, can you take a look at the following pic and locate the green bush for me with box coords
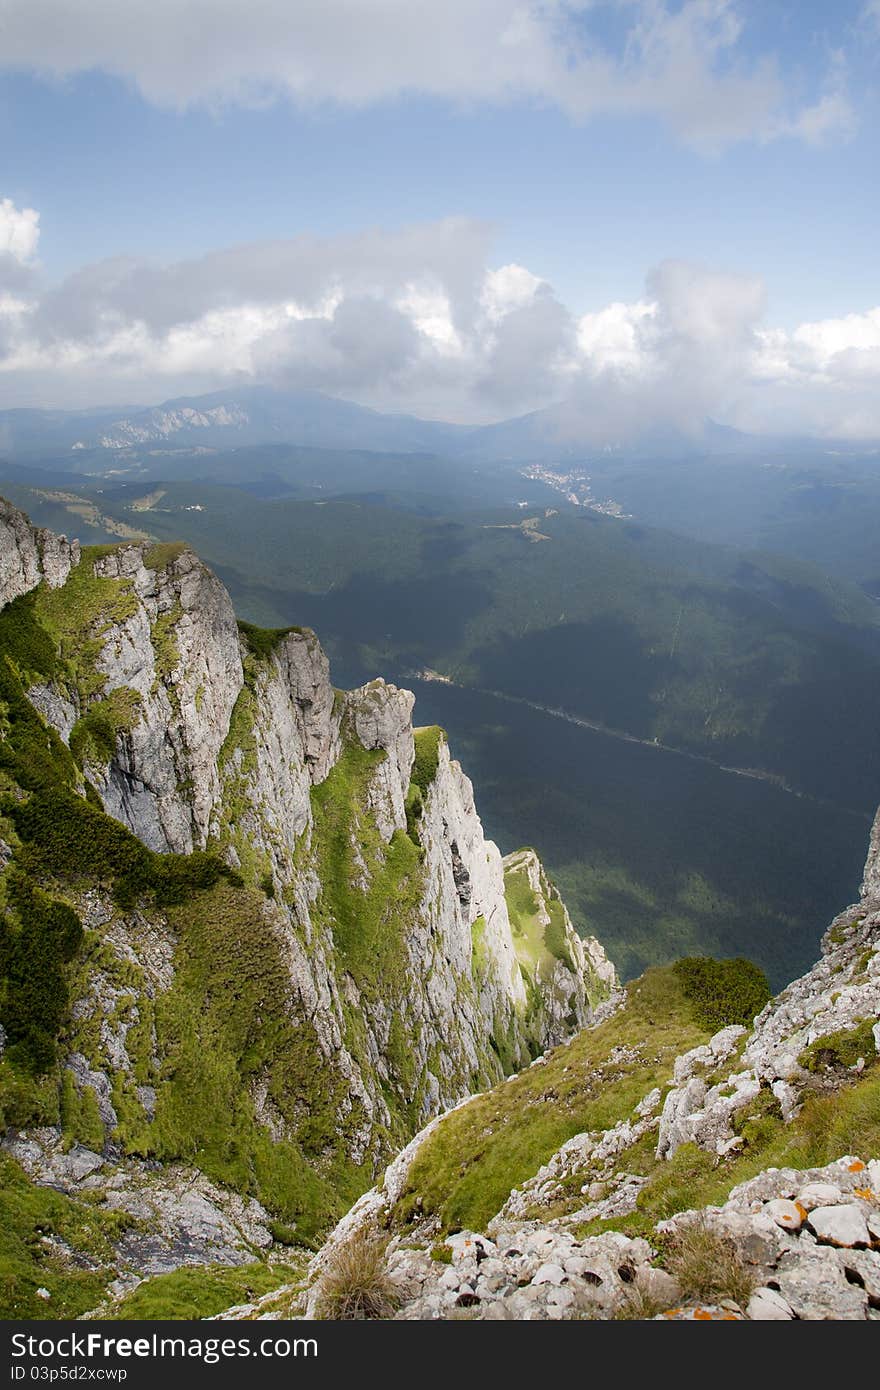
[673,955,770,1032]
[0,872,82,1073]
[6,788,241,908]
[0,591,58,681]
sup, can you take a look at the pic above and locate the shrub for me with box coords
[312,1230,401,1320]
[0,872,83,1073]
[673,955,771,1032]
[6,788,241,908]
[664,1217,755,1308]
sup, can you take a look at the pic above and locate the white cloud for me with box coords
[0,198,40,264]
[0,0,855,151]
[481,264,544,322]
[576,301,655,369]
[1,201,879,438]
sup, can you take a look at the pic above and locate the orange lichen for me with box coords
[853,1187,874,1200]
[848,1160,866,1173]
[693,1308,712,1320]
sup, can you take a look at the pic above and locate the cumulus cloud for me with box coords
[0,198,40,263]
[1,203,879,439]
[0,0,855,151]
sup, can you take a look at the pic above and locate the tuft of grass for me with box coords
[663,1216,755,1309]
[312,1230,401,1321]
[798,1018,877,1073]
[612,1285,673,1320]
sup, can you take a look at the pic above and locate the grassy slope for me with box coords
[0,1151,127,1318]
[394,966,707,1233]
[392,963,880,1239]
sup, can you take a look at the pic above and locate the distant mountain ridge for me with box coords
[3,384,876,469]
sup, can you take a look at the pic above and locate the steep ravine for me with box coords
[0,497,613,1317]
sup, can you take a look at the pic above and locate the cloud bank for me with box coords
[0,197,878,440]
[0,0,855,152]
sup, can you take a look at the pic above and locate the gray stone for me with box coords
[774,1246,867,1320]
[764,1198,804,1232]
[747,1288,794,1320]
[808,1204,870,1248]
[798,1182,843,1210]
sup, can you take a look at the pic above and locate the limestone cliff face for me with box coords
[0,498,612,1226]
[0,496,79,607]
[88,544,244,854]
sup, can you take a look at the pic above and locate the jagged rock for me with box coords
[501,848,615,1046]
[0,496,78,607]
[863,808,880,900]
[774,1244,868,1319]
[0,498,611,1234]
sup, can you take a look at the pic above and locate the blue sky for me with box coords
[0,1,878,437]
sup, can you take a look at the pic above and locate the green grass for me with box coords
[411,726,445,795]
[134,880,364,1239]
[798,1018,877,1073]
[0,1151,129,1319]
[237,619,304,662]
[309,739,425,1000]
[106,1259,304,1321]
[142,541,188,569]
[393,966,708,1233]
[34,549,138,701]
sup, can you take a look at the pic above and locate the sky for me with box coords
[0,0,878,440]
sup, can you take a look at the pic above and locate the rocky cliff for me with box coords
[297,820,880,1321]
[0,497,613,1317]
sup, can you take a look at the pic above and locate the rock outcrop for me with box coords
[503,847,615,1045]
[0,495,79,607]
